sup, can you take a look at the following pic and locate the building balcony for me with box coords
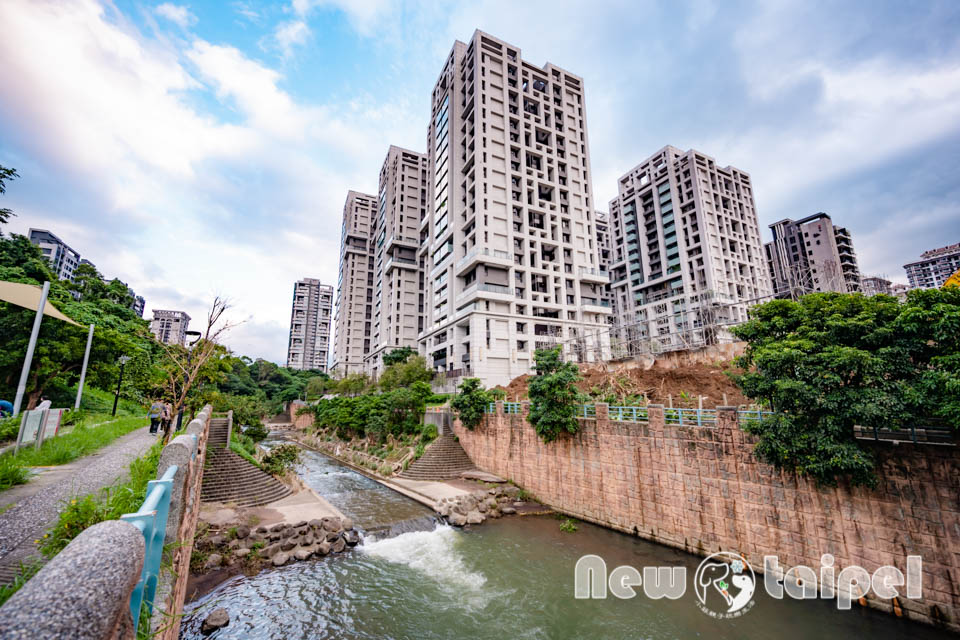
[385,234,420,251]
[384,255,418,273]
[455,247,514,276]
[456,282,514,304]
[581,298,612,313]
[578,267,610,283]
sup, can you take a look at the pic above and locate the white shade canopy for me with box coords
[0,280,83,327]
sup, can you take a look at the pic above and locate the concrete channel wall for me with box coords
[454,402,960,633]
[0,406,213,640]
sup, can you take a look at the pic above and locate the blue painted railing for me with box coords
[504,402,521,414]
[609,405,649,422]
[121,464,177,635]
[482,403,775,426]
[578,404,596,418]
[664,407,718,426]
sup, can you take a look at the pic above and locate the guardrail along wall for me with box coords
[454,402,960,632]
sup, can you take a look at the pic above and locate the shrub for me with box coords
[527,347,582,442]
[450,378,490,431]
[261,444,301,476]
[559,518,578,533]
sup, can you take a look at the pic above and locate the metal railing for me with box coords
[504,402,521,414]
[578,404,596,418]
[121,464,178,636]
[854,424,955,445]
[664,407,718,426]
[737,409,775,423]
[609,405,649,422]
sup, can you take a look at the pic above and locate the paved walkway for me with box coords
[0,424,156,585]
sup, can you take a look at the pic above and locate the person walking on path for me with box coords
[160,402,173,436]
[148,400,164,434]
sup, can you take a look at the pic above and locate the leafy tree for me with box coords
[731,290,960,486]
[383,346,416,367]
[527,347,582,442]
[0,165,18,227]
[450,378,490,430]
[337,373,370,397]
[305,374,330,399]
[378,355,432,391]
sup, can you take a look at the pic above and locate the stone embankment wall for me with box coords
[453,403,960,632]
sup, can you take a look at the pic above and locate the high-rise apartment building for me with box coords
[417,31,611,387]
[764,212,860,297]
[595,210,614,319]
[364,146,429,378]
[608,146,771,355]
[149,309,191,346]
[904,242,960,290]
[29,229,82,281]
[286,278,333,372]
[331,191,376,376]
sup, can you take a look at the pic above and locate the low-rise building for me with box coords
[149,309,191,346]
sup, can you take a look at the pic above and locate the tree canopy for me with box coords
[527,346,582,442]
[731,289,960,486]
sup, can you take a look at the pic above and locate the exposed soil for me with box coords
[495,361,749,409]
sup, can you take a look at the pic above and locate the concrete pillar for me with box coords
[157,435,195,544]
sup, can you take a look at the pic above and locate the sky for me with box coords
[2,0,959,364]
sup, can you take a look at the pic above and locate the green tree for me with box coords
[337,373,370,397]
[450,378,490,430]
[0,165,18,227]
[383,346,416,367]
[305,374,330,399]
[731,290,960,486]
[527,347,582,442]
[378,355,432,391]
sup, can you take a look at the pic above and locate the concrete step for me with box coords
[398,435,477,481]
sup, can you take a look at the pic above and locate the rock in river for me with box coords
[201,608,230,634]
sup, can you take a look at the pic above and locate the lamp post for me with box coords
[112,355,131,416]
[177,330,203,430]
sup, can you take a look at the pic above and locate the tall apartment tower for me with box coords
[904,242,960,289]
[286,278,333,372]
[331,191,376,376]
[608,146,771,355]
[595,211,615,319]
[417,31,610,388]
[765,212,861,298]
[364,146,430,378]
[149,309,191,346]
[29,229,82,281]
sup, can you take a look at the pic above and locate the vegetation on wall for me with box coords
[731,289,960,486]
[527,347,583,442]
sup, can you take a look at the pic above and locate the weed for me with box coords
[516,488,533,502]
[559,518,578,533]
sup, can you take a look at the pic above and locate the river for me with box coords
[181,444,947,639]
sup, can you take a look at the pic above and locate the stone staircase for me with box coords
[398,434,477,481]
[200,417,292,507]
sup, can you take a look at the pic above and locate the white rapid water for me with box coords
[361,525,492,607]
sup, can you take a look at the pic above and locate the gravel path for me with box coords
[0,425,158,584]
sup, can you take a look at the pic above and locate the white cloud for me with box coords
[155,2,195,28]
[273,19,311,58]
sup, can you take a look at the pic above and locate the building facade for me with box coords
[331,191,377,376]
[607,146,771,356]
[149,309,191,346]
[417,31,610,388]
[764,212,860,298]
[595,210,615,320]
[364,146,429,378]
[29,229,82,281]
[860,275,893,296]
[286,278,333,372]
[904,243,960,290]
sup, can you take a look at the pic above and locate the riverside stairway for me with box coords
[398,434,477,481]
[200,416,292,508]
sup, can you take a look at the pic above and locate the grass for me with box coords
[0,414,149,492]
[559,518,578,533]
[0,560,42,606]
[230,433,261,468]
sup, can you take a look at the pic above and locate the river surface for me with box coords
[181,442,946,640]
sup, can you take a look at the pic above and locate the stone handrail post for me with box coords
[495,401,504,416]
[0,520,145,640]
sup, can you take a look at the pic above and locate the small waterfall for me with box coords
[363,514,440,540]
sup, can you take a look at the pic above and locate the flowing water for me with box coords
[182,444,946,640]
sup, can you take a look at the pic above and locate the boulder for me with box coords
[270,523,286,533]
[262,543,281,558]
[513,501,525,508]
[301,534,314,546]
[234,548,251,558]
[321,517,341,532]
[331,537,346,553]
[227,539,240,550]
[207,535,224,547]
[235,525,250,539]
[344,530,360,546]
[488,509,501,519]
[448,512,467,527]
[325,530,341,542]
[272,552,290,567]
[281,539,297,552]
[294,520,307,528]
[477,501,488,514]
[466,511,485,525]
[255,525,268,534]
[341,517,354,530]
[316,541,332,556]
[502,486,520,498]
[203,553,222,570]
[452,502,467,516]
[308,519,323,529]
[294,548,313,561]
[501,506,516,515]
[268,532,282,542]
[201,608,230,635]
